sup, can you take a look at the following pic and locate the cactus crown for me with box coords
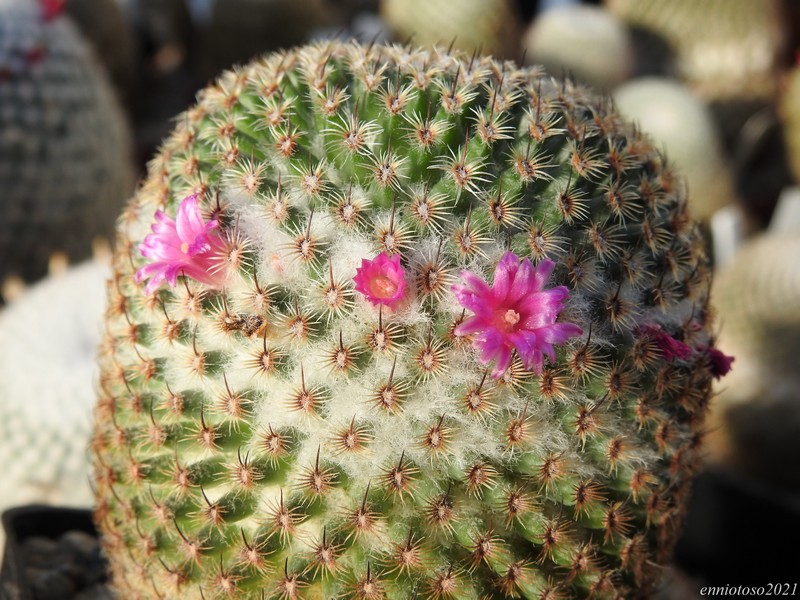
[94,42,719,599]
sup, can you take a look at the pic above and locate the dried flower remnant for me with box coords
[135,194,228,294]
[353,252,408,309]
[702,345,734,379]
[639,324,692,361]
[453,252,582,377]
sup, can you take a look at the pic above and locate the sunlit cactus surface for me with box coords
[92,41,726,599]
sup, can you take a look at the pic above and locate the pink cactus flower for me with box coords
[453,252,582,377]
[41,0,65,21]
[702,345,735,380]
[639,324,692,361]
[135,194,227,295]
[353,252,408,308]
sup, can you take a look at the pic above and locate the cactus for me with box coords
[605,0,786,102]
[707,233,800,490]
[92,42,725,599]
[0,0,135,284]
[781,65,800,185]
[523,5,634,91]
[0,258,109,514]
[612,78,736,221]
[381,0,522,59]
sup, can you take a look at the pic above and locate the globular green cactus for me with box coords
[92,42,724,599]
[0,258,109,514]
[612,78,736,221]
[781,65,800,185]
[0,0,134,284]
[381,0,522,59]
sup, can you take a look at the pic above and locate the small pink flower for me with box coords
[701,345,735,380]
[41,0,65,21]
[638,324,692,361]
[353,252,408,308]
[453,252,582,377]
[135,194,227,295]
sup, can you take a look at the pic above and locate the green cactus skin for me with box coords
[381,0,522,59]
[92,42,719,599]
[0,0,134,284]
[605,0,786,102]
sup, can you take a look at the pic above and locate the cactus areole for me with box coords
[93,42,726,599]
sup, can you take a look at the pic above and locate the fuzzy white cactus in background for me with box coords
[0,259,109,512]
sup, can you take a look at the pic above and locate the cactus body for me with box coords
[0,0,134,283]
[0,259,109,513]
[92,42,720,599]
[381,0,522,59]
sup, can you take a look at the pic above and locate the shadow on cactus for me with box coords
[91,41,730,599]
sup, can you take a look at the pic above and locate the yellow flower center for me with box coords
[494,308,521,333]
[369,274,398,298]
[181,242,190,254]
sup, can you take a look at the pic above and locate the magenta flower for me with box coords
[638,324,692,361]
[702,345,735,380]
[135,194,227,295]
[453,252,582,377]
[353,252,408,308]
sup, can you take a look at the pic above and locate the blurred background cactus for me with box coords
[605,0,787,103]
[612,78,736,223]
[0,0,135,286]
[381,0,523,58]
[781,63,800,185]
[523,4,633,90]
[708,230,800,492]
[0,254,109,519]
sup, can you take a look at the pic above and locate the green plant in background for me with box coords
[381,0,522,59]
[0,0,134,285]
[92,41,729,599]
[612,78,736,222]
[781,65,800,186]
[0,257,109,516]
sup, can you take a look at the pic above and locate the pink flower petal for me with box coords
[353,252,408,308]
[136,194,228,294]
[452,251,581,377]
